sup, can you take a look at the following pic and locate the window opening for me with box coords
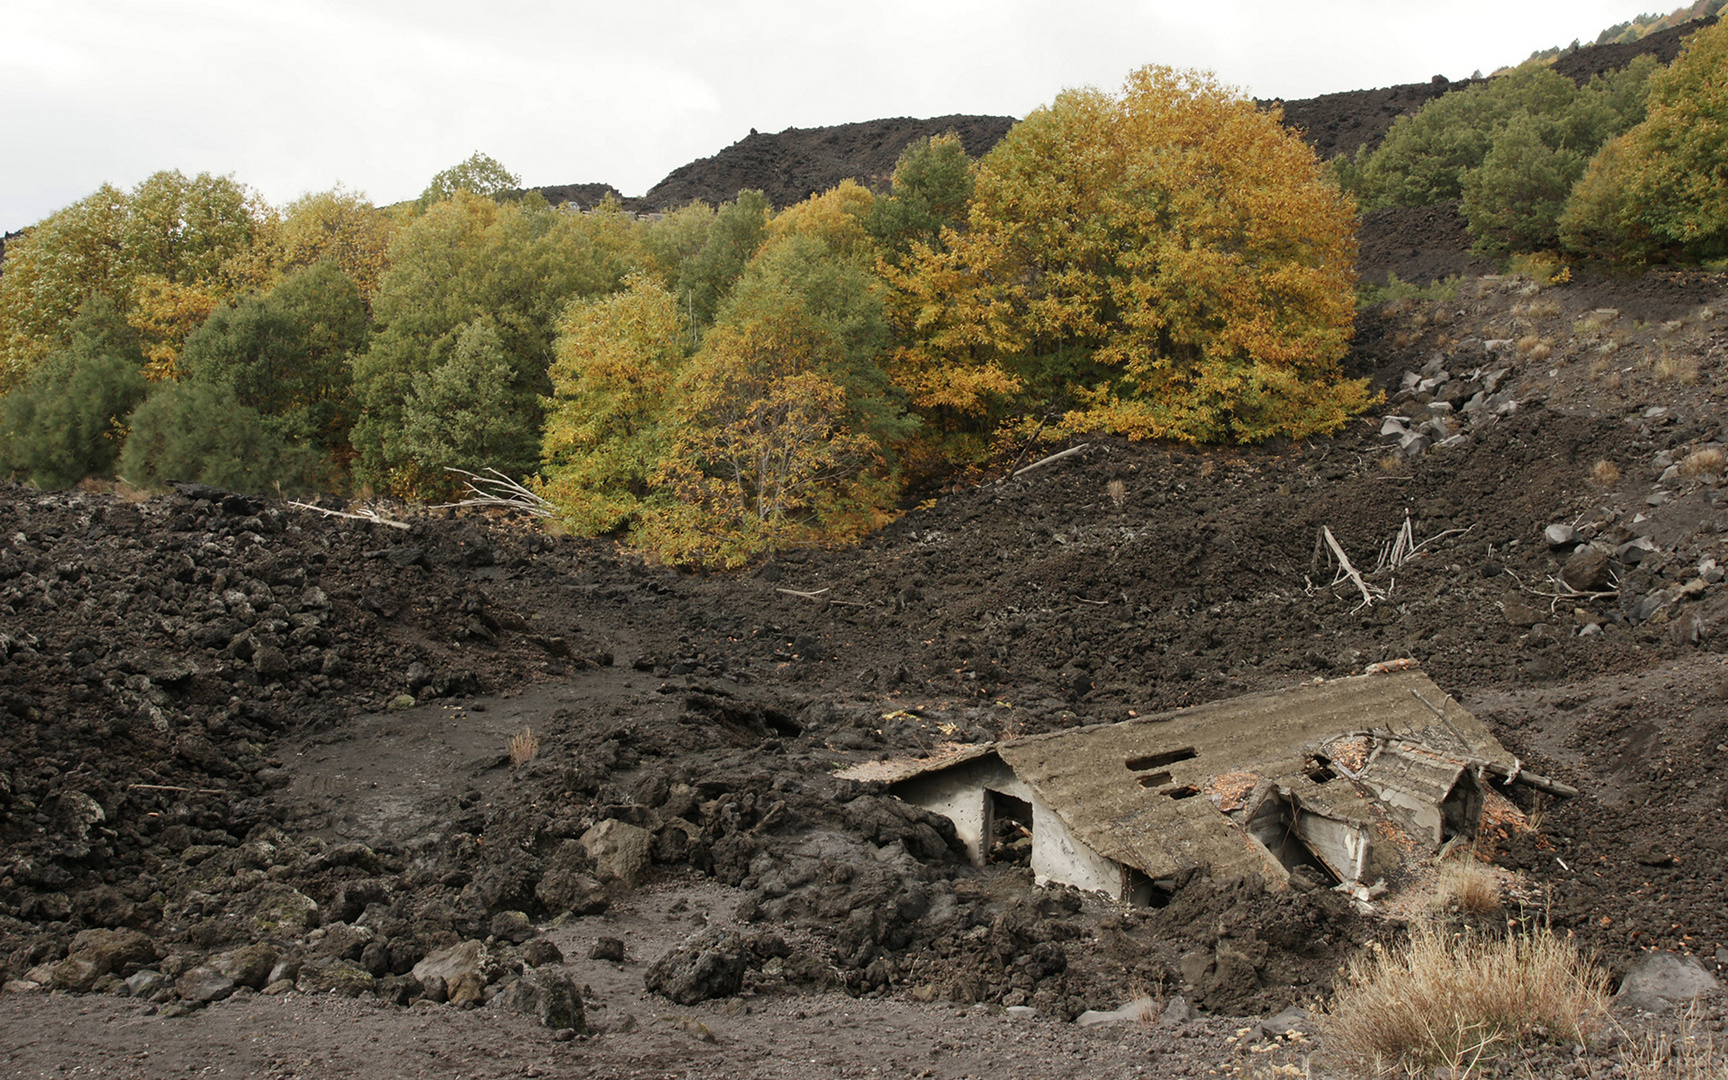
[987,791,1034,866]
[1125,748,1199,772]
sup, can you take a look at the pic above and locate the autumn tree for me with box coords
[0,171,271,383]
[540,273,687,534]
[888,66,1368,449]
[274,187,400,299]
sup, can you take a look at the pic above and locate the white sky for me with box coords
[0,0,1669,229]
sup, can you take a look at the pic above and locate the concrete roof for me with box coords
[880,666,1520,884]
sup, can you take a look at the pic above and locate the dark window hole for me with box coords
[1136,771,1173,789]
[1125,748,1198,772]
[1166,785,1202,800]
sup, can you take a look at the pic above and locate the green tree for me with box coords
[351,192,644,495]
[178,262,367,469]
[0,297,150,488]
[418,152,521,210]
[865,133,976,260]
[675,190,771,332]
[641,201,717,293]
[1355,65,1584,209]
[118,381,300,494]
[397,318,543,480]
[1560,20,1728,259]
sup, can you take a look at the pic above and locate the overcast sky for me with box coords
[1,0,1670,229]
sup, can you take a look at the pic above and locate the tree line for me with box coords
[1337,16,1728,263]
[3,24,1723,564]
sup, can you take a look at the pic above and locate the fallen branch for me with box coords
[127,783,231,796]
[287,502,412,531]
[1320,526,1380,610]
[1011,443,1091,478]
[431,468,555,518]
[1074,596,1111,606]
[775,587,831,600]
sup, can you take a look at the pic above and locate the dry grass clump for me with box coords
[1682,447,1727,478]
[1432,858,1502,916]
[1620,1006,1728,1079]
[1325,925,1609,1076]
[1106,478,1127,506]
[1656,352,1701,384]
[1517,334,1553,361]
[1592,459,1623,487]
[508,726,539,767]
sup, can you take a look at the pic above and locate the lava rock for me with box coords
[644,930,747,1005]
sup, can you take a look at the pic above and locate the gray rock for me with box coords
[125,970,170,998]
[1005,1005,1040,1019]
[590,937,626,962]
[1619,952,1721,1004]
[644,930,746,1005]
[1075,996,1158,1027]
[519,940,564,967]
[176,966,237,1004]
[491,966,586,1032]
[536,869,609,917]
[1380,417,1410,437]
[1160,994,1197,1026]
[1544,524,1576,548]
[580,819,654,887]
[212,944,280,990]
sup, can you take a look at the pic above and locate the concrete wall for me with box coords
[894,757,1129,901]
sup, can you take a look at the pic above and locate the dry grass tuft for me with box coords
[508,726,539,767]
[1432,858,1502,916]
[1656,353,1701,384]
[1592,460,1623,487]
[1681,447,1727,479]
[1517,334,1553,361]
[1620,1005,1728,1079]
[1106,478,1127,506]
[1324,925,1609,1076]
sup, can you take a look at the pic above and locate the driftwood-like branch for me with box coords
[431,468,555,518]
[1321,526,1379,610]
[1011,443,1091,478]
[287,502,412,531]
[775,587,831,600]
[127,783,231,796]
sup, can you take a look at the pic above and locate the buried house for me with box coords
[843,663,1574,904]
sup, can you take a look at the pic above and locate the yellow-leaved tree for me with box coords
[889,65,1371,448]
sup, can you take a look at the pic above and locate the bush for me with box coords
[0,297,150,489]
[1324,925,1609,1075]
[118,381,303,495]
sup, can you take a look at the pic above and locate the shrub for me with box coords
[1324,924,1609,1075]
[0,297,150,489]
[118,380,303,495]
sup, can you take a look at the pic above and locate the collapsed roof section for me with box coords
[843,663,1573,904]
